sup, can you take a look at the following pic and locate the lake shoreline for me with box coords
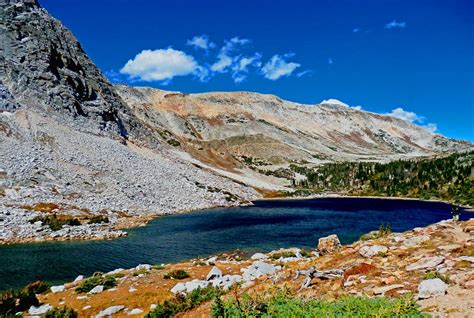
[1,194,470,246]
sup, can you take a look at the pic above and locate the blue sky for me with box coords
[42,0,473,141]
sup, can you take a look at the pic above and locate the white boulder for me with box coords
[95,305,125,317]
[418,278,448,299]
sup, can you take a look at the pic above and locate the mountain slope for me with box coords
[115,85,472,186]
[0,0,259,244]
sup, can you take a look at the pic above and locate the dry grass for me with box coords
[343,263,378,280]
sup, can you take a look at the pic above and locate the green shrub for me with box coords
[152,264,166,270]
[88,215,109,224]
[422,271,450,284]
[211,291,428,318]
[75,273,116,293]
[146,286,221,318]
[45,306,78,318]
[24,280,51,295]
[167,139,181,147]
[360,224,391,241]
[164,269,190,280]
[30,214,81,231]
[0,282,42,316]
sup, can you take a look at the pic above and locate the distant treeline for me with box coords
[289,151,474,206]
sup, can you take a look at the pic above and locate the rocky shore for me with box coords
[20,218,473,317]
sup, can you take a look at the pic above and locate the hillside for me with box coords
[0,0,259,245]
[115,85,473,190]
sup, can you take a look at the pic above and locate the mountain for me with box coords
[115,85,472,188]
[0,0,258,244]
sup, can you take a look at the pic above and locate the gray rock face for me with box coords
[0,0,144,139]
[418,278,448,299]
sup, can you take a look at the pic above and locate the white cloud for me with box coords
[261,54,301,80]
[352,105,362,110]
[296,70,312,78]
[385,107,422,123]
[231,53,261,83]
[120,48,207,82]
[385,20,406,29]
[422,123,437,133]
[186,35,215,51]
[385,107,437,132]
[211,37,250,73]
[321,99,349,107]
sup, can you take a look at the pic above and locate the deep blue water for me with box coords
[0,198,468,291]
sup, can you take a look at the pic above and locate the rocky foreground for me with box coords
[24,218,474,317]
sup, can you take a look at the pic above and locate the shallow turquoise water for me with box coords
[0,198,466,291]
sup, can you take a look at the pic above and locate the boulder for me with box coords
[242,261,279,281]
[107,268,124,275]
[458,256,474,263]
[128,308,143,315]
[206,266,222,281]
[95,305,125,318]
[88,285,104,294]
[250,253,267,260]
[170,282,186,294]
[403,235,429,247]
[359,245,388,258]
[74,275,84,282]
[406,256,444,271]
[418,278,448,299]
[372,284,404,295]
[317,234,341,254]
[29,304,53,315]
[135,264,151,271]
[184,280,209,293]
[50,285,65,293]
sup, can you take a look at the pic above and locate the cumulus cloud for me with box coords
[261,54,301,80]
[385,20,406,29]
[211,37,250,73]
[423,123,438,133]
[385,107,437,133]
[231,53,262,83]
[120,48,207,83]
[186,34,215,51]
[385,107,422,123]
